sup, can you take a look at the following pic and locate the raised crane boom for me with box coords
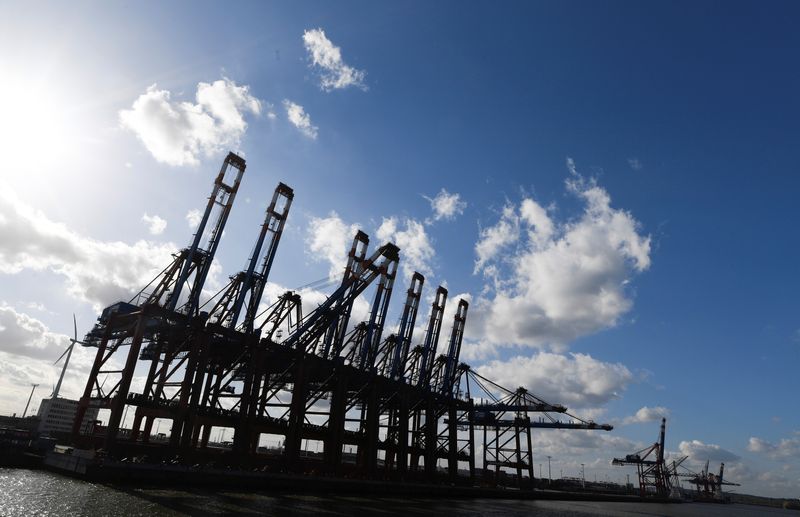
[168,152,245,315]
[283,239,401,355]
[125,152,246,318]
[358,252,398,369]
[320,231,369,359]
[206,182,294,331]
[441,299,468,395]
[417,286,447,388]
[389,272,424,379]
[613,418,671,497]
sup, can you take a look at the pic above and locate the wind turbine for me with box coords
[52,314,84,399]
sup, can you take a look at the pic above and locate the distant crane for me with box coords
[613,417,671,497]
[672,459,740,501]
[464,370,613,487]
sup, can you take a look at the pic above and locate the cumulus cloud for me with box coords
[306,211,436,285]
[283,99,318,139]
[0,306,101,415]
[474,204,520,274]
[534,429,638,457]
[472,159,651,349]
[748,435,800,459]
[302,28,367,91]
[424,188,467,222]
[0,192,176,309]
[141,213,167,235]
[119,77,261,166]
[376,217,435,280]
[476,352,633,408]
[622,406,670,425]
[566,156,578,176]
[628,158,643,171]
[306,212,361,280]
[679,440,741,462]
[0,304,67,360]
[185,209,202,229]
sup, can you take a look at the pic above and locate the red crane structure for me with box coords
[70,152,614,490]
[671,459,740,501]
[612,417,671,497]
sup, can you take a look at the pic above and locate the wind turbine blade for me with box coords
[53,345,71,365]
[73,313,78,341]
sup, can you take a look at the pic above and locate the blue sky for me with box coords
[1,1,798,497]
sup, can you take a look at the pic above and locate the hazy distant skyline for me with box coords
[0,1,798,497]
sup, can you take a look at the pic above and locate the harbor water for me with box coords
[0,469,786,516]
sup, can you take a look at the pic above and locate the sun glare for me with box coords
[0,80,77,176]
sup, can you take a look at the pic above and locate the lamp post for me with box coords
[580,463,585,489]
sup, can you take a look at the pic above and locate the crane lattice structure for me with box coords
[72,152,613,489]
[612,417,671,497]
[671,459,740,500]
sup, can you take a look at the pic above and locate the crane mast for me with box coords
[319,231,369,358]
[206,182,293,331]
[167,152,245,315]
[358,255,398,369]
[389,272,424,379]
[441,299,468,395]
[417,286,447,388]
[68,152,619,492]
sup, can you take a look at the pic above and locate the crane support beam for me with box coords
[69,152,616,493]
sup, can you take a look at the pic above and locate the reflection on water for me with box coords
[0,469,784,516]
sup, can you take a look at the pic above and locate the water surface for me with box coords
[0,469,783,516]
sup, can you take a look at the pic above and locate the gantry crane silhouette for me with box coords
[71,152,614,489]
[613,417,671,497]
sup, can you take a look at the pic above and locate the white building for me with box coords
[37,397,99,436]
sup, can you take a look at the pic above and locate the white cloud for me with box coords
[474,204,520,274]
[376,217,435,281]
[476,352,633,408]
[566,156,577,176]
[283,99,318,139]
[679,439,741,462]
[748,436,800,459]
[306,211,435,287]
[186,209,203,229]
[472,161,651,350]
[697,458,799,498]
[302,28,367,91]
[119,77,261,166]
[23,301,48,313]
[627,158,642,171]
[306,212,360,280]
[0,306,101,415]
[534,429,638,458]
[519,198,555,247]
[141,213,167,235]
[0,304,67,360]
[622,406,670,425]
[263,102,277,120]
[424,188,467,222]
[0,191,176,310]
